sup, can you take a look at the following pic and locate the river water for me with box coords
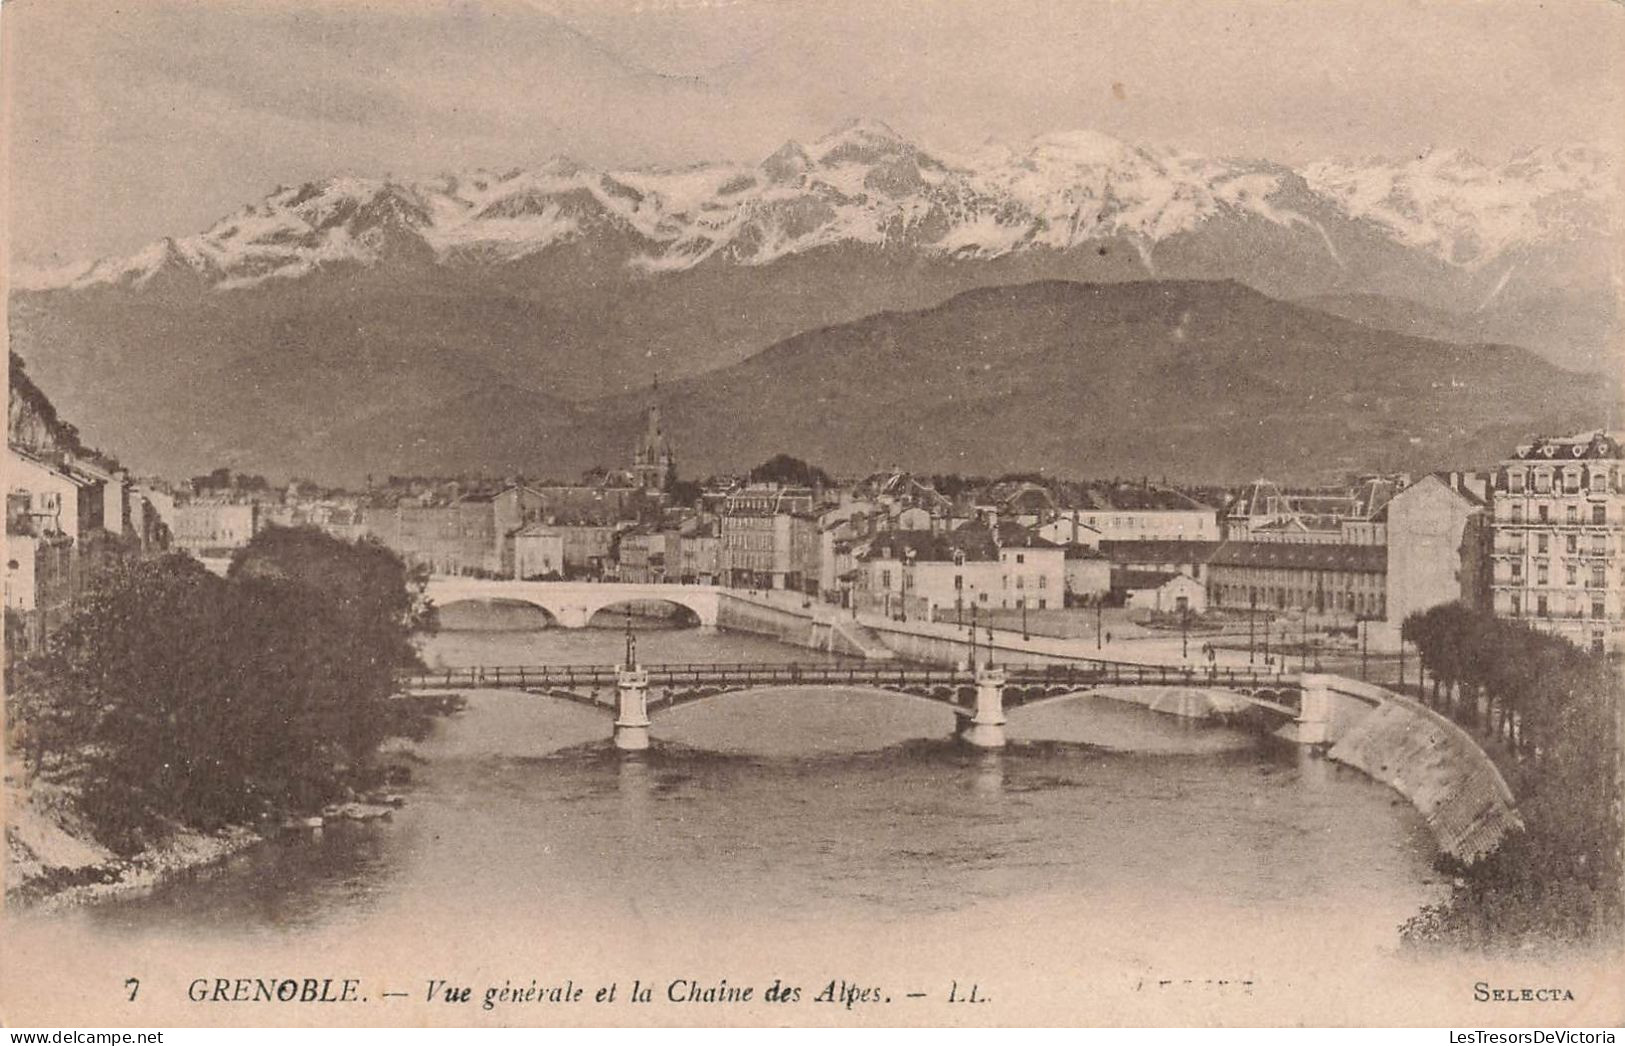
[6,620,1478,1025]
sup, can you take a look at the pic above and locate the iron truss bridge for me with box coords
[401,661,1302,717]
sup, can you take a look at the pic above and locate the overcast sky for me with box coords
[4,0,1622,269]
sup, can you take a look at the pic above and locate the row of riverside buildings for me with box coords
[9,369,1623,659]
[5,364,171,658]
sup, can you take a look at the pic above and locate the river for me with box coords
[5,618,1483,1025]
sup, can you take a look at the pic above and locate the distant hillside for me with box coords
[1300,292,1620,373]
[9,280,1612,485]
[610,280,1615,484]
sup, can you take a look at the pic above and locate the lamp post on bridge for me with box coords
[1300,613,1309,673]
[1248,590,1257,665]
[614,605,650,751]
[1180,602,1190,661]
[1095,598,1103,651]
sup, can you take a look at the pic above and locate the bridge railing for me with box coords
[402,661,980,691]
[403,665,621,689]
[1000,660,1297,690]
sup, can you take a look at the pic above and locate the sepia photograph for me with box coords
[2,0,1622,1030]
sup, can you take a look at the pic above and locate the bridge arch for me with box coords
[432,596,561,630]
[643,681,973,718]
[585,598,703,630]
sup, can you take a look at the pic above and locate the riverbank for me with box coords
[5,735,431,913]
[5,784,264,914]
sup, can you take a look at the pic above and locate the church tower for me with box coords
[631,375,674,492]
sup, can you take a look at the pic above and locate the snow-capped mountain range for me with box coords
[9,120,1619,486]
[20,120,1619,294]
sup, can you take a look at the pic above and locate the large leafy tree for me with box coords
[229,526,433,767]
[748,454,832,489]
[13,528,434,852]
[12,555,239,846]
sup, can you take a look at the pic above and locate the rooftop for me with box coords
[1208,540,1387,573]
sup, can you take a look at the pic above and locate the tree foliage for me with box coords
[1399,603,1621,949]
[12,529,433,852]
[748,454,832,489]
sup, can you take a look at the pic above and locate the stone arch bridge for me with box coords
[425,578,720,629]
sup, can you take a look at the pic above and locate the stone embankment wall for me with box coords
[1319,678,1522,863]
[714,593,822,649]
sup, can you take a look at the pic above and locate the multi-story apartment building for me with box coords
[1489,431,1624,656]
[676,520,720,584]
[719,486,817,590]
[512,524,565,580]
[854,522,1064,621]
[171,498,260,554]
[1379,473,1491,646]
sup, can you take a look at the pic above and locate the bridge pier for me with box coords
[614,666,651,751]
[959,667,1008,749]
[554,606,593,629]
[1295,674,1332,745]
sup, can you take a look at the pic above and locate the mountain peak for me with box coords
[812,118,913,165]
[820,117,904,143]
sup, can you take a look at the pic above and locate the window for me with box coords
[1567,534,1578,554]
[1591,471,1606,493]
[1565,471,1582,494]
[1038,575,1047,589]
[1537,533,1549,554]
[1592,565,1606,588]
[1539,505,1550,523]
[1537,564,1549,585]
[1535,471,1552,493]
[1593,600,1606,621]
[1538,595,1549,617]
[1015,576,1025,589]
[1567,504,1579,524]
[1594,534,1608,553]
[954,574,963,590]
[1594,504,1607,525]
[1015,553,1025,565]
[1509,470,1525,493]
[1511,504,1524,524]
[1510,593,1521,617]
[1038,599,1047,610]
[1566,564,1577,586]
